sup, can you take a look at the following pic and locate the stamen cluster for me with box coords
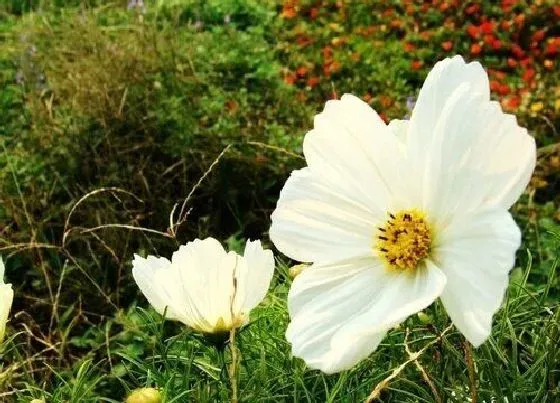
[377,210,431,271]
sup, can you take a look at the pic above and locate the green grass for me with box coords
[3,251,558,402]
[1,0,559,401]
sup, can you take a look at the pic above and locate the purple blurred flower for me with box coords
[406,96,416,112]
[403,96,416,119]
[15,70,24,85]
[194,19,204,30]
[127,0,145,13]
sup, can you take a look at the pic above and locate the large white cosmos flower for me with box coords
[132,238,274,335]
[0,257,14,343]
[269,55,536,373]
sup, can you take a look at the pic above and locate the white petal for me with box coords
[233,239,275,313]
[0,257,13,342]
[270,168,374,263]
[433,91,535,218]
[0,258,5,283]
[132,254,177,318]
[472,112,536,208]
[331,259,446,344]
[387,119,409,145]
[408,55,489,163]
[303,94,405,215]
[0,284,13,343]
[435,209,521,346]
[286,258,445,373]
[406,56,535,216]
[417,84,490,219]
[171,238,236,329]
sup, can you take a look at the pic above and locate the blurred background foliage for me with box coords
[0,0,559,401]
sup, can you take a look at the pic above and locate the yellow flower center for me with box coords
[376,210,432,271]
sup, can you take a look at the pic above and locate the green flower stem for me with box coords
[228,327,239,403]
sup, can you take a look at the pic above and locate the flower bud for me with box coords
[126,387,162,403]
[289,264,308,278]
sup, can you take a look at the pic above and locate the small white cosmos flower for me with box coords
[270,55,536,373]
[0,257,14,343]
[132,238,274,335]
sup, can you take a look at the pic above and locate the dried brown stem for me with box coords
[366,324,453,403]
[464,340,478,403]
[170,144,232,238]
[403,328,442,403]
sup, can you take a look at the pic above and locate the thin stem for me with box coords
[464,340,478,403]
[227,256,240,403]
[366,324,453,402]
[403,328,442,403]
[228,327,239,403]
[170,144,231,238]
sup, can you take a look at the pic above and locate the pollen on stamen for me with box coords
[374,210,432,271]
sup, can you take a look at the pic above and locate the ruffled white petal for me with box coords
[233,239,275,313]
[427,88,535,221]
[132,254,175,316]
[0,258,13,343]
[270,168,375,263]
[406,56,535,216]
[333,259,446,339]
[303,94,406,216]
[434,209,521,346]
[286,258,446,373]
[418,84,490,219]
[408,55,489,165]
[471,112,536,209]
[0,285,13,343]
[387,119,409,145]
[170,238,237,330]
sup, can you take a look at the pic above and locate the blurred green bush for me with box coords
[1,0,310,242]
[0,2,313,342]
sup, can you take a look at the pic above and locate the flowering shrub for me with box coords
[278,1,558,117]
[276,0,559,198]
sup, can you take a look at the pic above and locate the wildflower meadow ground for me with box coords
[0,1,559,402]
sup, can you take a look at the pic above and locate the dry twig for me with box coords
[366,324,453,402]
[403,328,442,403]
[464,340,478,403]
[169,145,232,238]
